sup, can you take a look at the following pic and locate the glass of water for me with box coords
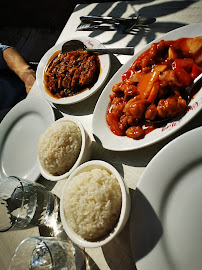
[0,176,59,231]
[9,237,86,270]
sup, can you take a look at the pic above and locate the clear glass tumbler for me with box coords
[9,236,86,270]
[0,176,59,231]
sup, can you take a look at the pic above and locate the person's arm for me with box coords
[3,47,36,94]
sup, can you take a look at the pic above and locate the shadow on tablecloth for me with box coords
[74,1,193,48]
[101,188,162,269]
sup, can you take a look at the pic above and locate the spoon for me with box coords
[146,73,202,124]
[62,40,134,55]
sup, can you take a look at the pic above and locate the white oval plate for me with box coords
[92,23,202,151]
[0,97,55,182]
[36,36,110,105]
[130,126,202,270]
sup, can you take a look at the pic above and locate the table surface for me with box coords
[1,1,202,269]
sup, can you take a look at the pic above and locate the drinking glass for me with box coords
[0,176,59,231]
[9,236,85,270]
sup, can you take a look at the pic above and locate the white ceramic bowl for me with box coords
[60,160,131,248]
[36,36,110,105]
[37,116,91,181]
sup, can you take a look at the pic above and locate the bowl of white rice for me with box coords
[37,116,91,181]
[60,160,131,248]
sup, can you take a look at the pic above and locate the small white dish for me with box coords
[92,23,202,151]
[60,160,131,248]
[0,97,55,182]
[130,126,202,270]
[36,36,110,105]
[37,116,91,181]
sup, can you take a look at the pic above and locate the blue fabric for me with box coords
[0,44,10,70]
[0,44,27,110]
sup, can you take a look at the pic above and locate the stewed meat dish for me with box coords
[106,37,202,140]
[44,50,100,98]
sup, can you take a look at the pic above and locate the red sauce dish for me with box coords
[44,50,100,99]
[106,37,202,140]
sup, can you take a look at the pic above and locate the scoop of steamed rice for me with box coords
[38,120,82,176]
[63,168,122,241]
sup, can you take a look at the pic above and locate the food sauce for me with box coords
[106,37,202,140]
[44,50,100,99]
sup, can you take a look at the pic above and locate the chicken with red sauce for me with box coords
[107,37,202,140]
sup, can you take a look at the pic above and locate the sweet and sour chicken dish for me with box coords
[106,37,202,140]
[44,50,100,98]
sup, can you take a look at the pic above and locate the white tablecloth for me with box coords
[1,1,202,269]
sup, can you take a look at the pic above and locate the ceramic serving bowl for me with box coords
[60,160,131,248]
[36,36,110,105]
[37,116,91,181]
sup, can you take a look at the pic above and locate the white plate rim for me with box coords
[36,36,111,105]
[92,23,202,151]
[130,126,202,270]
[0,97,55,182]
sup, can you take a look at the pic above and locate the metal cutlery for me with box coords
[62,39,135,55]
[80,15,139,24]
[77,16,156,33]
